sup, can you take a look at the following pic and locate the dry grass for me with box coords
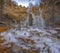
[0,27,9,33]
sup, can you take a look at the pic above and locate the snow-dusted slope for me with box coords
[1,28,60,53]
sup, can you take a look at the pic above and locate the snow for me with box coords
[3,32,18,43]
[1,28,60,53]
[49,30,57,34]
[50,46,60,53]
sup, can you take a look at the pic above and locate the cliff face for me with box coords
[3,0,27,21]
[0,0,60,28]
[40,0,60,27]
[32,6,40,15]
[0,0,27,27]
[0,0,4,18]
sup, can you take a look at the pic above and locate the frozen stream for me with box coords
[1,28,60,53]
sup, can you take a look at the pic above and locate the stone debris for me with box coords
[0,28,60,53]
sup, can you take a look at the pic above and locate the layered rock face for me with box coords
[0,0,4,18]
[0,0,27,27]
[0,0,60,28]
[32,6,40,15]
[40,0,60,27]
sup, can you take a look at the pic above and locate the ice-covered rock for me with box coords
[49,30,57,34]
[0,28,60,53]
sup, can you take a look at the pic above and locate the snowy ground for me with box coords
[1,27,60,53]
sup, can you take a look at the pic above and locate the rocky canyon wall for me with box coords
[40,0,60,27]
[0,0,27,27]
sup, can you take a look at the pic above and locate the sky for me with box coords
[12,0,40,7]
